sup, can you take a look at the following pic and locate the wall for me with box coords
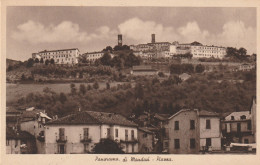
[167,110,200,154]
[138,130,154,153]
[44,124,138,154]
[199,117,221,150]
[45,124,101,154]
[251,98,256,143]
[6,139,21,154]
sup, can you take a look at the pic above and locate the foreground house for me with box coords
[6,127,36,154]
[44,111,138,154]
[138,127,155,153]
[164,109,221,154]
[221,97,256,146]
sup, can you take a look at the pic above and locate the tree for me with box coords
[158,72,164,77]
[59,92,67,104]
[195,64,205,73]
[34,58,39,63]
[134,83,144,99]
[70,83,77,95]
[40,58,44,63]
[106,82,110,90]
[100,53,111,66]
[79,84,87,95]
[21,74,26,81]
[103,46,113,52]
[45,59,50,65]
[93,81,99,90]
[238,47,247,56]
[87,84,92,90]
[50,58,55,64]
[169,64,182,74]
[92,139,124,154]
[26,58,34,68]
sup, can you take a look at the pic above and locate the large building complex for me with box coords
[169,41,226,59]
[32,48,80,64]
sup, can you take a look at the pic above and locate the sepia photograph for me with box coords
[2,2,258,161]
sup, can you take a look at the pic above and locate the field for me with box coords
[6,82,125,103]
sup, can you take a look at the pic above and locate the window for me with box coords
[190,120,195,130]
[174,139,180,149]
[244,139,249,144]
[115,129,118,138]
[132,144,135,153]
[143,133,147,138]
[231,116,235,120]
[190,139,195,149]
[125,130,128,141]
[206,138,211,147]
[237,123,241,132]
[59,128,65,140]
[206,120,211,129]
[247,121,252,130]
[174,121,179,130]
[107,128,110,138]
[126,144,129,153]
[131,130,134,140]
[164,141,169,148]
[83,128,89,139]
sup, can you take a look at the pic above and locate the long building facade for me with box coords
[32,48,80,64]
[44,111,138,154]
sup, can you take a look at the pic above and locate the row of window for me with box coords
[58,128,135,140]
[42,54,73,59]
[174,138,196,149]
[174,119,211,130]
[192,46,225,50]
[40,50,74,55]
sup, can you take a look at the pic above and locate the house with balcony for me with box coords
[221,110,255,145]
[164,109,221,154]
[44,111,138,154]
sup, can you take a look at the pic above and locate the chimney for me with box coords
[151,34,155,43]
[118,34,122,46]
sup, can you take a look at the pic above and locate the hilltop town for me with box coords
[6,34,256,154]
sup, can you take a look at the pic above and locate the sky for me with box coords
[6,7,256,61]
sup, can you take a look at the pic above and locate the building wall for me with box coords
[33,49,79,64]
[132,71,158,76]
[86,52,104,62]
[199,117,221,150]
[167,110,200,154]
[224,121,251,133]
[191,46,226,59]
[45,124,101,154]
[6,139,21,154]
[20,120,45,137]
[251,98,256,143]
[45,124,138,154]
[138,130,154,153]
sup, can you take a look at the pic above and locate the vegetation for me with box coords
[8,68,255,119]
[92,139,124,154]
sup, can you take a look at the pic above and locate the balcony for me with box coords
[56,136,67,143]
[80,136,92,144]
[37,135,45,142]
[120,138,138,144]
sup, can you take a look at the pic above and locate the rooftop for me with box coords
[38,48,79,53]
[6,127,35,140]
[46,111,138,127]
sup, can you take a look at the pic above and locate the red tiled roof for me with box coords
[46,111,138,127]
